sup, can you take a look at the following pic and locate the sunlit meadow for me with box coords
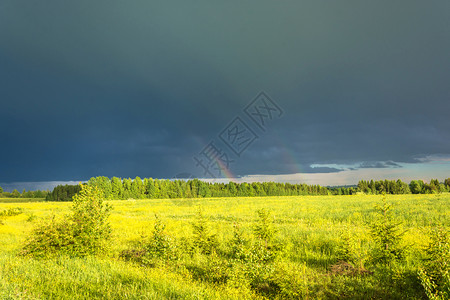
[1,194,448,299]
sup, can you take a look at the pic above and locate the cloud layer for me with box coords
[1,1,449,183]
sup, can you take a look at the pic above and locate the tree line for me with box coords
[4,176,447,202]
[0,187,48,198]
[356,178,450,195]
[85,176,331,200]
[45,184,82,201]
[41,176,450,202]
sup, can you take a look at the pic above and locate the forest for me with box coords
[1,177,448,203]
[38,176,450,202]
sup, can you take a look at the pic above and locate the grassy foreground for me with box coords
[0,194,449,299]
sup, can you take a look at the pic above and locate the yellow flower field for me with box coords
[0,194,448,299]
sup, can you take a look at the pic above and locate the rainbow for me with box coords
[193,136,237,182]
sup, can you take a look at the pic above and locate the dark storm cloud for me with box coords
[1,1,449,182]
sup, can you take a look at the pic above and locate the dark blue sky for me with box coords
[1,1,450,188]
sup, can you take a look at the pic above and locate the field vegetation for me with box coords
[0,188,449,299]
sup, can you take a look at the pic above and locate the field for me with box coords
[0,194,449,299]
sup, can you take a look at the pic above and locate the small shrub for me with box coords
[336,227,369,272]
[418,227,450,299]
[120,216,177,266]
[247,240,281,264]
[22,185,112,257]
[253,208,277,245]
[0,207,24,217]
[271,261,311,299]
[369,195,405,264]
[191,208,218,255]
[251,209,283,264]
[225,262,252,291]
[229,209,285,297]
[230,223,250,261]
[245,261,279,298]
[188,250,231,284]
[21,216,75,257]
[26,213,37,222]
[70,184,112,255]
[142,215,178,263]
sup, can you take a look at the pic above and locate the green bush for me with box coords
[22,185,112,257]
[230,223,250,261]
[369,195,405,264]
[229,210,285,297]
[418,227,450,299]
[253,208,277,244]
[0,207,24,226]
[271,261,311,299]
[251,209,283,263]
[186,251,231,284]
[141,215,178,265]
[336,227,369,272]
[21,216,76,257]
[191,208,218,255]
[120,216,178,266]
[0,207,24,217]
[70,184,112,255]
[26,213,37,222]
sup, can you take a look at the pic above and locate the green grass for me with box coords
[0,198,46,203]
[1,194,448,299]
